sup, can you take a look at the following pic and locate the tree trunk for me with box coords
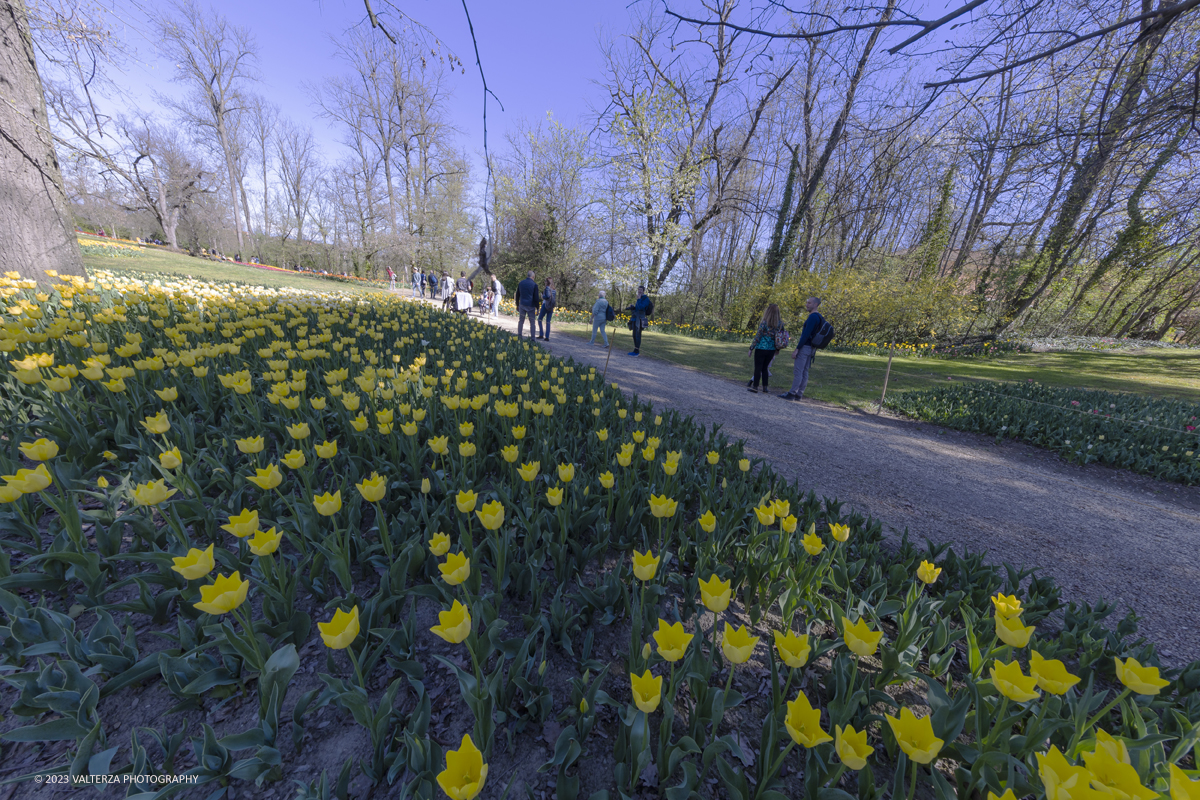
[0,0,86,283]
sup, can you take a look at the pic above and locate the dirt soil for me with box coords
[476,307,1200,667]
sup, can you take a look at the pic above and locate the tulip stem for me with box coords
[754,741,797,800]
[908,763,919,800]
[347,645,367,691]
[1078,687,1132,747]
[232,604,265,673]
[373,501,393,558]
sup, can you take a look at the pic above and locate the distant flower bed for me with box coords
[1024,336,1199,352]
[887,381,1200,484]
[836,339,1030,359]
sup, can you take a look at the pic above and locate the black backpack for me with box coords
[604,303,615,322]
[810,317,835,349]
[646,299,655,318]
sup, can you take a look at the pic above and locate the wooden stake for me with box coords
[878,341,896,413]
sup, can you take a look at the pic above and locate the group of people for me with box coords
[746,296,826,401]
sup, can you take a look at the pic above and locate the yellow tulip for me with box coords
[630,670,662,713]
[512,425,526,440]
[247,463,283,490]
[456,489,477,514]
[459,421,474,437]
[557,462,575,483]
[829,523,850,542]
[248,527,282,557]
[697,509,717,533]
[784,691,833,748]
[773,629,811,669]
[546,486,564,507]
[648,494,677,518]
[1114,657,1171,695]
[282,449,306,469]
[632,549,660,582]
[771,498,790,519]
[780,514,798,534]
[990,660,1041,703]
[649,619,692,662]
[476,500,505,531]
[132,479,177,507]
[738,458,750,472]
[95,476,108,489]
[194,571,249,615]
[1030,651,1081,695]
[357,472,387,503]
[310,396,326,410]
[159,447,183,470]
[1038,746,1092,800]
[753,504,776,526]
[221,508,259,538]
[596,428,609,442]
[236,436,264,454]
[917,560,942,584]
[429,532,451,556]
[706,450,719,465]
[1170,764,1200,800]
[885,707,944,765]
[616,451,632,467]
[287,422,310,440]
[501,444,518,463]
[430,601,472,644]
[429,435,449,455]
[319,606,360,649]
[598,471,615,489]
[437,734,489,800]
[171,544,215,580]
[18,438,58,461]
[992,593,1023,619]
[721,623,759,664]
[313,490,342,516]
[350,414,369,432]
[421,477,431,494]
[842,616,883,657]
[835,724,873,769]
[140,411,171,435]
[699,574,731,613]
[995,613,1035,648]
[988,791,1018,800]
[1083,738,1156,800]
[439,552,470,585]
[315,439,338,459]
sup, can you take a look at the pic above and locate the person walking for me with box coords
[417,269,426,298]
[515,271,539,340]
[387,266,396,290]
[780,297,825,401]
[491,274,503,315]
[537,278,557,340]
[625,285,652,357]
[427,271,437,299]
[746,304,785,394]
[588,291,610,346]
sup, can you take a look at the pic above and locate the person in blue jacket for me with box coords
[780,297,824,401]
[515,271,540,340]
[626,285,652,357]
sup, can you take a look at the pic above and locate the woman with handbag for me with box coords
[747,304,786,394]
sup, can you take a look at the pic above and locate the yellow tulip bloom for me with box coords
[992,593,1023,619]
[653,619,693,662]
[1114,657,1171,695]
[917,560,942,585]
[132,479,177,507]
[456,489,477,514]
[802,528,824,557]
[773,629,811,669]
[780,514,798,534]
[598,471,615,489]
[771,498,790,519]
[171,544,215,580]
[141,411,171,435]
[18,438,58,461]
[829,523,850,542]
[632,549,660,582]
[421,478,431,494]
[753,504,776,526]
[706,450,719,465]
[194,571,249,615]
[501,444,518,463]
[310,396,326,410]
[287,422,310,440]
[1083,739,1157,800]
[476,500,505,531]
[990,660,1041,703]
[440,552,471,585]
[431,601,472,644]
[315,439,338,459]
[546,486,564,507]
[313,490,342,516]
[699,574,731,613]
[429,532,451,556]
[159,447,183,470]
[648,494,677,518]
[350,414,369,432]
[596,428,609,442]
[630,670,662,713]
[616,451,632,467]
[721,623,759,664]
[1038,746,1092,800]
[995,613,1035,648]
[282,449,306,469]
[357,472,387,503]
[437,734,489,800]
[1030,651,1081,695]
[236,436,264,454]
[221,509,259,538]
[459,421,474,438]
[738,458,750,472]
[885,707,944,765]
[988,791,1018,800]
[697,509,717,533]
[842,616,883,657]
[557,462,575,483]
[247,463,283,490]
[319,606,360,649]
[1170,764,1200,800]
[784,691,833,748]
[248,527,282,557]
[429,435,449,455]
[835,725,873,769]
[512,425,526,440]
[517,461,540,482]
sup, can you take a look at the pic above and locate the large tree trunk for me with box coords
[0,0,85,283]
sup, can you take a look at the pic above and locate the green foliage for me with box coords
[888,381,1200,484]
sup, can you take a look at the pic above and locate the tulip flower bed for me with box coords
[886,382,1200,485]
[2,269,1199,800]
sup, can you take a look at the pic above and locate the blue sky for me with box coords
[104,0,642,172]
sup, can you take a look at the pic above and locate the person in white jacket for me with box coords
[589,291,610,347]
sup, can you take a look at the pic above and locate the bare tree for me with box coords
[275,118,321,259]
[154,0,257,254]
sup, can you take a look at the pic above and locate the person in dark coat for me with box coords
[515,271,540,340]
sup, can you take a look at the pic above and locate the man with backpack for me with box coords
[780,296,833,401]
[537,278,557,340]
[515,271,540,340]
[626,285,654,357]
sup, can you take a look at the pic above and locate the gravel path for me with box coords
[440,302,1200,665]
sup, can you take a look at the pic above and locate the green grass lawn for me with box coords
[77,235,382,295]
[553,320,1200,409]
